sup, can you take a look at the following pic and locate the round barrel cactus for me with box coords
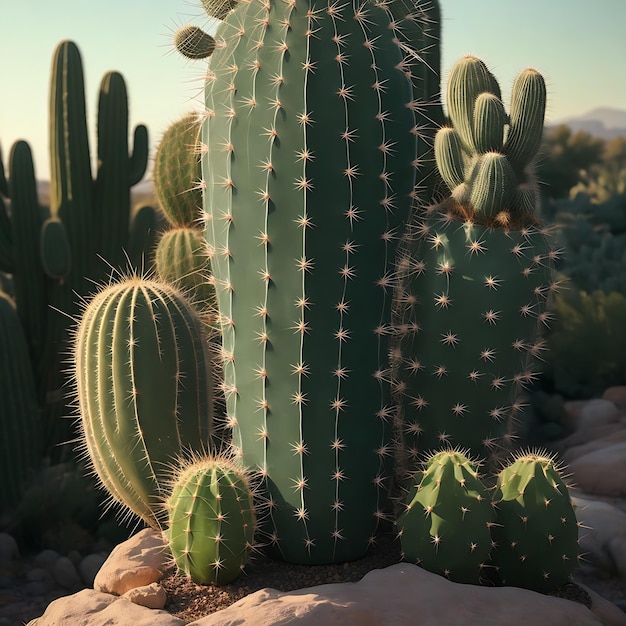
[73,277,214,528]
[165,455,256,585]
[200,0,421,564]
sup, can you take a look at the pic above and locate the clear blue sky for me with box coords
[1,0,625,178]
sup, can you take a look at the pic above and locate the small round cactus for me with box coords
[396,449,495,584]
[165,455,256,585]
[174,25,216,60]
[490,450,580,592]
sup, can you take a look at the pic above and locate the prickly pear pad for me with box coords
[491,452,579,592]
[393,206,560,464]
[396,450,494,584]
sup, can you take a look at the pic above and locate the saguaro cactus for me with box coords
[197,0,437,564]
[393,56,560,470]
[73,277,214,527]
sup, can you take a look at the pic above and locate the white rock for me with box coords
[577,400,622,432]
[187,564,625,626]
[573,495,626,578]
[123,582,167,609]
[25,588,184,626]
[93,528,169,596]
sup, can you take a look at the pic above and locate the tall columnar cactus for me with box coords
[0,292,41,515]
[192,0,439,564]
[396,449,494,584]
[490,451,580,592]
[73,277,214,528]
[0,41,157,457]
[392,56,560,470]
[165,455,256,585]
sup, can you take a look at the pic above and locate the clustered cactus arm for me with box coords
[435,55,546,227]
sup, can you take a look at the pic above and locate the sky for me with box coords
[1,0,625,179]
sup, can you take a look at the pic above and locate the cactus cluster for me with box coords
[435,55,546,227]
[0,40,157,458]
[397,449,580,591]
[392,56,560,469]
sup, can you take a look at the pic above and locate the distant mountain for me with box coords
[548,107,626,140]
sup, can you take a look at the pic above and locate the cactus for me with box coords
[0,41,158,458]
[490,451,580,592]
[73,276,214,528]
[434,55,546,227]
[392,56,560,470]
[396,449,494,584]
[0,292,41,515]
[153,113,203,228]
[192,0,439,564]
[165,454,256,585]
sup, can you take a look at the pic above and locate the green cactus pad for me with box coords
[396,449,494,584]
[73,277,214,528]
[166,455,256,585]
[491,452,579,592]
[394,206,559,465]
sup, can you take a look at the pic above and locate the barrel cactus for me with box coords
[73,276,214,528]
[396,449,495,584]
[191,0,442,564]
[392,56,561,470]
[165,454,256,585]
[490,451,580,592]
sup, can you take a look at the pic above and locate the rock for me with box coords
[568,442,626,496]
[123,583,167,609]
[187,564,625,626]
[52,556,82,590]
[79,553,108,588]
[0,533,18,562]
[34,549,61,571]
[602,387,626,410]
[93,528,168,596]
[25,588,185,626]
[564,399,622,434]
[573,495,626,578]
[560,426,626,462]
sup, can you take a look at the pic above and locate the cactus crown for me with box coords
[435,55,546,229]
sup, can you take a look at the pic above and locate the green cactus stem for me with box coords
[73,276,214,528]
[165,454,256,585]
[0,292,41,514]
[491,451,580,592]
[396,449,494,584]
[200,0,423,564]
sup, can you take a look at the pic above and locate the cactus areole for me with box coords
[202,0,418,563]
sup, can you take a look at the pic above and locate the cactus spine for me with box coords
[491,451,580,592]
[166,455,256,585]
[396,449,494,584]
[73,277,214,528]
[199,0,433,564]
[393,56,559,469]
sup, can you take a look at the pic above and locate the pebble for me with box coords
[0,534,18,562]
[52,557,81,590]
